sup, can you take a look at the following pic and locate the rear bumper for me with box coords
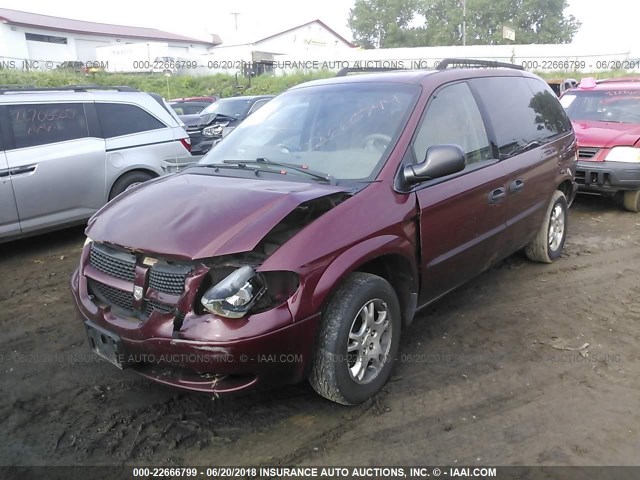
[576,161,640,193]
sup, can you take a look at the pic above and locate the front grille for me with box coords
[87,243,191,319]
[144,299,175,317]
[89,243,135,281]
[148,265,192,295]
[89,280,134,312]
[578,147,599,159]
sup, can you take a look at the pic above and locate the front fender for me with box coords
[296,235,418,322]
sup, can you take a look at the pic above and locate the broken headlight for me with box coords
[200,266,299,319]
[201,266,265,319]
[202,122,229,137]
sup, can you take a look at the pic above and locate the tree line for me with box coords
[348,0,581,48]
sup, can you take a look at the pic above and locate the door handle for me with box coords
[8,165,37,177]
[509,178,525,194]
[488,187,506,204]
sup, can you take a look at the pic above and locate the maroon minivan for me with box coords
[71,59,577,405]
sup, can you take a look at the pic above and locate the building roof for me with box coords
[253,19,355,48]
[0,8,219,46]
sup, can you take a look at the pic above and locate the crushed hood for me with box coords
[86,173,347,260]
[572,120,640,149]
[181,113,235,129]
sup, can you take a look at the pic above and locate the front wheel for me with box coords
[309,272,401,405]
[524,190,568,263]
[623,190,640,212]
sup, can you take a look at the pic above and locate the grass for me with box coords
[0,69,334,98]
[1,69,637,99]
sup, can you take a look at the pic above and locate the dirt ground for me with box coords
[1,194,639,468]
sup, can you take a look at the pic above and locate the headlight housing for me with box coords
[605,147,640,163]
[84,236,93,247]
[202,122,229,137]
[199,266,299,319]
[201,266,266,318]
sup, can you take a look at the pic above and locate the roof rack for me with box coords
[336,67,399,77]
[436,58,524,71]
[0,85,139,94]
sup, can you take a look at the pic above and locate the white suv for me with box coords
[0,85,191,242]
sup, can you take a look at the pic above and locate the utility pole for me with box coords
[230,12,240,31]
[462,0,467,46]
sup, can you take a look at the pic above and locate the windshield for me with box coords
[561,90,640,123]
[199,83,420,182]
[201,98,255,118]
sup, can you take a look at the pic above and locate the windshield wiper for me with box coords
[224,158,336,185]
[188,162,271,176]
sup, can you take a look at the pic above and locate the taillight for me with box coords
[180,137,191,153]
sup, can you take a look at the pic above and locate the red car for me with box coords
[71,60,577,404]
[560,77,640,211]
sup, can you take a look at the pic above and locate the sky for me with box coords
[0,0,638,51]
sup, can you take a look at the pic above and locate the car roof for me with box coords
[169,96,216,102]
[216,95,274,102]
[572,78,640,92]
[290,67,536,90]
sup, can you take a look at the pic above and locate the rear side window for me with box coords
[471,77,570,158]
[7,103,89,149]
[413,82,492,167]
[525,78,572,137]
[96,103,165,138]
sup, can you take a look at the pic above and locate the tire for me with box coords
[524,190,568,263]
[623,190,640,212]
[309,272,401,405]
[109,171,154,201]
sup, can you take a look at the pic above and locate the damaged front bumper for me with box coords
[69,244,320,395]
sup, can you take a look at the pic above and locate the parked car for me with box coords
[0,85,191,242]
[57,61,87,74]
[169,96,217,116]
[56,61,103,75]
[71,59,577,404]
[182,95,273,155]
[547,78,578,97]
[560,77,640,211]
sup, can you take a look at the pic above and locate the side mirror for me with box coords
[403,144,466,185]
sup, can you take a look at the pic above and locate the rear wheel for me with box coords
[109,171,154,201]
[623,190,640,212]
[525,190,568,263]
[309,272,401,405]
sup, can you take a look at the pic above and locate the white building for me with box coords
[0,7,218,66]
[201,19,355,75]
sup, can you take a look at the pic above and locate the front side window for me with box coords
[7,103,89,149]
[96,103,165,138]
[561,89,640,124]
[413,82,492,167]
[201,83,420,182]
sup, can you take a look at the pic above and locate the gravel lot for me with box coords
[1,194,639,467]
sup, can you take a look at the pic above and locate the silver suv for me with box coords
[0,85,191,242]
